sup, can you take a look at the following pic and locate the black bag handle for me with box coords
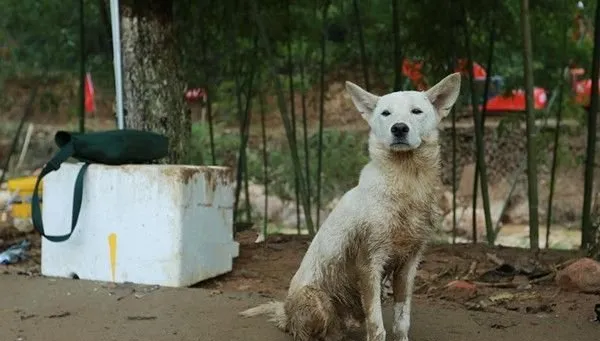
[31,141,90,242]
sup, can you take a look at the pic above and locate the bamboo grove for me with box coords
[1,0,599,256]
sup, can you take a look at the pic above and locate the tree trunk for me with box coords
[520,0,540,251]
[582,0,600,252]
[120,0,190,164]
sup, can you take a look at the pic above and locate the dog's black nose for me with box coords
[391,123,410,137]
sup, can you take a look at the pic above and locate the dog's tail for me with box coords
[239,301,287,330]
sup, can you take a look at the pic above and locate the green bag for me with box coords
[31,129,169,242]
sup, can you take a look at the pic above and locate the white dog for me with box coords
[240,73,462,341]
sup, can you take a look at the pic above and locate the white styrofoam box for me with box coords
[40,162,239,287]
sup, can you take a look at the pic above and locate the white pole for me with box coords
[110,0,125,130]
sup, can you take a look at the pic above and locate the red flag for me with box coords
[84,72,96,113]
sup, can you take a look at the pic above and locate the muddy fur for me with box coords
[240,73,462,341]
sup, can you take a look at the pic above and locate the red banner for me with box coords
[84,72,95,113]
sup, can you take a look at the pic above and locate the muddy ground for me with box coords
[1,231,599,341]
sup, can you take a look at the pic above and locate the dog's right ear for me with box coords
[425,72,462,121]
[345,81,379,119]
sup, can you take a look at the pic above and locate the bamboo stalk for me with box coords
[250,0,316,236]
[353,0,370,91]
[300,43,312,221]
[200,10,216,165]
[546,21,569,248]
[520,0,540,251]
[259,82,269,241]
[392,0,402,92]
[286,0,301,235]
[15,123,34,172]
[316,0,332,229]
[462,5,495,245]
[581,0,600,250]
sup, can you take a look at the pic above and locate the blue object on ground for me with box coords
[0,240,31,265]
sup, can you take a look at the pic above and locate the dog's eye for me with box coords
[411,108,423,114]
[381,110,391,117]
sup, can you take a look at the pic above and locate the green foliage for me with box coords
[188,121,241,166]
[189,121,368,205]
[1,0,110,77]
[2,0,596,107]
[3,0,599,240]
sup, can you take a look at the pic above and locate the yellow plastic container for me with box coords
[7,176,41,219]
[7,176,41,197]
[11,202,38,218]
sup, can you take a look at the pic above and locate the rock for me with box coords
[245,182,285,222]
[505,200,529,225]
[441,206,486,240]
[280,202,328,230]
[280,202,300,228]
[457,163,476,198]
[12,218,34,233]
[504,197,553,225]
[489,200,505,225]
[458,207,486,240]
[444,280,477,300]
[556,258,600,293]
[524,302,554,314]
[252,193,285,221]
[0,190,11,209]
[512,275,532,290]
[326,197,341,212]
[441,207,462,233]
[438,191,454,215]
[254,232,265,244]
[0,210,13,237]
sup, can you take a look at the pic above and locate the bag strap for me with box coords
[31,142,90,242]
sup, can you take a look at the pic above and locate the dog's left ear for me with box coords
[345,81,380,120]
[425,72,462,120]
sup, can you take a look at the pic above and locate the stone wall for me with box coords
[438,119,585,188]
[437,118,591,226]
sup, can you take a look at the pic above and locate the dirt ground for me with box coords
[1,231,599,341]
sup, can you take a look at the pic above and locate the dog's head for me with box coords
[345,73,461,152]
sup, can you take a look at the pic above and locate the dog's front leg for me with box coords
[391,252,422,341]
[359,266,386,341]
